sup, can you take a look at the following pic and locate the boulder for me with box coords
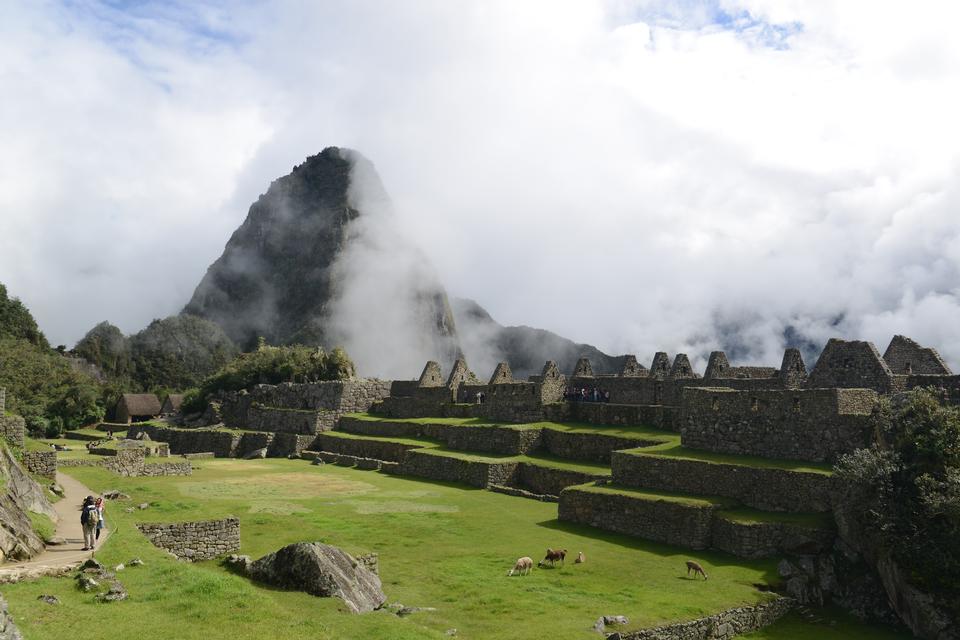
[244,448,267,460]
[248,542,386,613]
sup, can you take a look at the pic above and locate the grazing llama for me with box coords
[508,556,533,576]
[686,560,708,580]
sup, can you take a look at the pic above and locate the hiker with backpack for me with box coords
[80,495,98,551]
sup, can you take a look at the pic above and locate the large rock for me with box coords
[248,542,385,613]
[1,591,24,640]
[0,444,57,562]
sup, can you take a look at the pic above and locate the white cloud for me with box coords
[1,0,959,374]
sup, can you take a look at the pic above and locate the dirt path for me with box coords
[0,471,112,575]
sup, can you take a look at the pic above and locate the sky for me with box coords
[2,0,960,372]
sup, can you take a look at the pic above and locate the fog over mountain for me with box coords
[3,2,960,374]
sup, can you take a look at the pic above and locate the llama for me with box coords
[508,556,533,576]
[686,560,708,580]
[575,551,584,564]
[538,548,567,568]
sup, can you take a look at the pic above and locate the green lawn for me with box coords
[744,609,912,639]
[317,430,443,448]
[5,459,785,640]
[622,443,834,475]
[343,413,489,426]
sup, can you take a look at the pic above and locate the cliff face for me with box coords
[184,147,461,377]
[0,444,56,562]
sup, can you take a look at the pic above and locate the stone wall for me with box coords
[710,518,834,559]
[313,434,421,462]
[882,335,951,375]
[129,424,241,457]
[371,396,480,420]
[137,517,239,561]
[559,486,716,549]
[0,388,4,414]
[806,339,895,393]
[217,379,392,432]
[539,428,661,464]
[21,451,56,478]
[559,402,680,432]
[559,485,834,559]
[0,415,24,449]
[399,450,518,488]
[337,416,446,440]
[443,424,542,456]
[680,387,877,462]
[516,464,607,497]
[620,597,794,640]
[103,448,192,477]
[611,452,835,513]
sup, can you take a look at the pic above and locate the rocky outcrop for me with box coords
[834,484,957,639]
[0,591,23,640]
[0,445,57,562]
[182,147,460,376]
[248,542,385,613]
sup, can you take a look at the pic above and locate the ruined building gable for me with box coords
[883,335,952,375]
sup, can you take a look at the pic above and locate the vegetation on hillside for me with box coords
[0,336,103,435]
[74,315,239,393]
[183,342,355,412]
[73,321,130,379]
[0,284,48,349]
[835,388,960,607]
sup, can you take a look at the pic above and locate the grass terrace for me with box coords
[3,459,793,640]
[622,443,834,475]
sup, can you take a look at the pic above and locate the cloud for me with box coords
[1,0,959,374]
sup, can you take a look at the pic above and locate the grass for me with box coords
[743,609,912,639]
[4,459,786,640]
[343,413,681,443]
[343,413,489,426]
[28,511,56,542]
[568,482,730,508]
[622,443,834,475]
[410,447,612,475]
[23,438,53,452]
[317,430,443,449]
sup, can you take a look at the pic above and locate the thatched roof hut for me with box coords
[160,394,184,415]
[115,393,161,424]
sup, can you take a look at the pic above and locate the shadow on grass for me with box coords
[534,518,781,583]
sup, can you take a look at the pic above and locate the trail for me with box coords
[1,471,112,575]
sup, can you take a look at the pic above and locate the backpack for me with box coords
[81,504,97,525]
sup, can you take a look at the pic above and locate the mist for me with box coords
[2,1,960,376]
[325,151,460,379]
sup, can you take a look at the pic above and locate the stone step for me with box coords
[611,448,835,513]
[558,483,834,559]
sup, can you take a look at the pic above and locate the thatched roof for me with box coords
[118,393,161,417]
[161,394,184,413]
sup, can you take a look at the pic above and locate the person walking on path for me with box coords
[80,495,98,551]
[94,496,105,541]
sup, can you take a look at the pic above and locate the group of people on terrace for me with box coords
[564,387,610,403]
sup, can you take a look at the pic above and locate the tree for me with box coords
[836,388,960,601]
[0,284,48,348]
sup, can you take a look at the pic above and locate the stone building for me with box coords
[160,394,184,415]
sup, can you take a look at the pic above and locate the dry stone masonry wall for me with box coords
[680,388,876,462]
[619,597,794,640]
[611,452,835,513]
[20,451,56,478]
[137,517,240,561]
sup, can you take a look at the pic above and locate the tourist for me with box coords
[95,496,105,541]
[80,496,98,551]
